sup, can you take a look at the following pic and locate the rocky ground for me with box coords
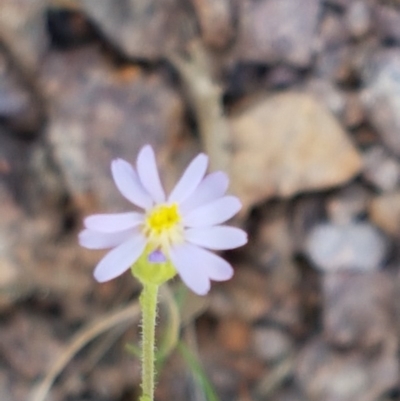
[1,0,400,400]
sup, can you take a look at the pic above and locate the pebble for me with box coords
[362,145,400,191]
[252,326,292,363]
[346,1,372,38]
[306,221,387,272]
[217,318,251,353]
[326,184,369,224]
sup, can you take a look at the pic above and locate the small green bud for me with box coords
[131,246,176,286]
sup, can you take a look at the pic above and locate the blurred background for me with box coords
[1,0,400,400]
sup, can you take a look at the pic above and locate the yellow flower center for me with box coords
[143,203,183,251]
[146,203,180,233]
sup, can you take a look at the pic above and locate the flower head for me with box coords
[79,145,247,295]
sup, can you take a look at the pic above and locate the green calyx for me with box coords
[131,246,177,286]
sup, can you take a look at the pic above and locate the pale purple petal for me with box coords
[111,159,153,209]
[84,212,144,233]
[183,196,242,227]
[180,171,229,213]
[79,228,134,250]
[169,244,211,295]
[168,154,208,203]
[200,250,234,281]
[170,243,234,294]
[148,249,167,263]
[93,234,147,282]
[136,145,166,203]
[185,226,248,250]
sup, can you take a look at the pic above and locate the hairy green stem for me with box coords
[139,283,159,401]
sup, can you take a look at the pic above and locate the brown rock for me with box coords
[217,317,251,353]
[343,91,365,128]
[191,0,236,50]
[0,179,27,310]
[209,267,271,323]
[326,184,369,224]
[211,260,302,331]
[0,313,63,379]
[290,195,325,252]
[229,92,363,212]
[236,0,321,67]
[253,202,295,269]
[369,191,400,237]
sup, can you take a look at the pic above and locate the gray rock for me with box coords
[0,49,44,135]
[265,65,302,88]
[362,146,400,192]
[361,49,400,156]
[314,11,353,83]
[81,0,188,60]
[305,79,347,119]
[315,44,355,83]
[323,271,396,349]
[374,4,400,44]
[306,222,387,272]
[236,0,321,67]
[345,1,372,39]
[0,0,48,69]
[41,46,184,212]
[318,11,350,49]
[296,337,398,401]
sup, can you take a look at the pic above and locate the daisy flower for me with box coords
[79,145,247,295]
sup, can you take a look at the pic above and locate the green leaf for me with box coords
[178,342,220,401]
